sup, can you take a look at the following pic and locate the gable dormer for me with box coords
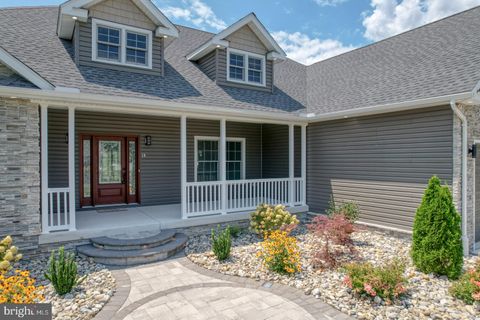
[187,13,286,93]
[57,0,178,75]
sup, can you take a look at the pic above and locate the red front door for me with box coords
[93,136,127,205]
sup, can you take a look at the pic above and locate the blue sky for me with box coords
[2,0,480,65]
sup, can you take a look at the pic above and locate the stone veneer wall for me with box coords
[0,98,41,250]
[452,104,480,253]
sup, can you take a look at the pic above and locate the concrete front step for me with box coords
[91,230,176,251]
[77,233,187,266]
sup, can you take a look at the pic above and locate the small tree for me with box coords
[411,176,463,279]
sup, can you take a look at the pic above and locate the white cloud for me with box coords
[314,0,349,6]
[363,0,480,41]
[160,0,227,31]
[272,31,357,65]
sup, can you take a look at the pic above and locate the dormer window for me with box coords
[227,48,265,86]
[92,19,152,69]
[97,26,120,62]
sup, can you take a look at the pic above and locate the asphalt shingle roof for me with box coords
[306,6,480,114]
[0,5,479,116]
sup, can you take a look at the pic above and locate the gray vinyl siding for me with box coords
[216,49,274,93]
[48,110,181,208]
[294,126,301,178]
[306,106,453,231]
[48,109,69,188]
[262,124,288,178]
[225,25,267,55]
[76,19,164,76]
[89,0,157,31]
[260,124,301,178]
[476,157,480,242]
[197,50,217,81]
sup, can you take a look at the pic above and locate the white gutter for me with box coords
[450,99,469,256]
[306,92,472,122]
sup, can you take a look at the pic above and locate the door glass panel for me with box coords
[99,140,121,184]
[129,141,136,196]
[83,139,91,198]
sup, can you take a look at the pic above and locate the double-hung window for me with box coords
[195,137,245,182]
[227,49,265,86]
[97,26,120,61]
[126,32,147,65]
[93,19,152,69]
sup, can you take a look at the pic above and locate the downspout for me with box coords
[450,99,469,256]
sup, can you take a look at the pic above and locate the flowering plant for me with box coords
[0,236,23,272]
[343,259,407,301]
[257,230,301,275]
[0,270,44,304]
[250,204,299,235]
[450,260,480,304]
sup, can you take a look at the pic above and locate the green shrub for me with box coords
[211,226,232,261]
[250,204,299,235]
[411,176,463,279]
[450,261,480,304]
[229,225,241,238]
[326,197,360,222]
[45,247,85,295]
[343,259,407,301]
[0,236,22,272]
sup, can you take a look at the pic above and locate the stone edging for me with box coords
[180,257,352,320]
[93,269,131,320]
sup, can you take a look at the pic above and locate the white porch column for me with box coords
[301,124,307,205]
[220,118,227,214]
[68,106,76,230]
[289,124,295,207]
[40,104,49,233]
[181,116,187,219]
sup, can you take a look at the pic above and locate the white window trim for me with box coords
[226,48,266,87]
[92,18,153,70]
[194,136,246,182]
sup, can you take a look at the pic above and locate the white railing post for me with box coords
[301,124,307,205]
[68,106,76,230]
[181,116,187,219]
[40,104,49,233]
[220,119,227,214]
[289,124,295,207]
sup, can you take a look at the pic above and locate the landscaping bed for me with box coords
[186,227,479,319]
[16,255,115,320]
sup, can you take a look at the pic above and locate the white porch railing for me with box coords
[44,188,74,232]
[185,178,305,217]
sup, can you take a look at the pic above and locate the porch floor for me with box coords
[39,203,308,244]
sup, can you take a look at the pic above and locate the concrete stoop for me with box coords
[76,231,187,266]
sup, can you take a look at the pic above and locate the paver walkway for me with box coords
[94,255,350,320]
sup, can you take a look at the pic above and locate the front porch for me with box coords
[39,203,308,244]
[40,105,308,239]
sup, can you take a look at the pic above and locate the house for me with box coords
[0,0,479,255]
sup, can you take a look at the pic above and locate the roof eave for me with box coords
[187,12,286,61]
[303,92,474,122]
[0,86,308,124]
[57,0,179,40]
